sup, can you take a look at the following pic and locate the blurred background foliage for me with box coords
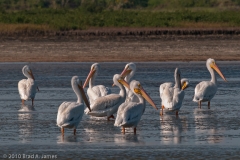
[0,0,240,10]
[0,0,240,31]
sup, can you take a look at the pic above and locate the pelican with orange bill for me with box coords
[85,74,130,121]
[160,68,187,116]
[193,58,227,109]
[83,63,111,105]
[57,76,91,136]
[114,80,158,134]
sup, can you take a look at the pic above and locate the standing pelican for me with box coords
[85,74,129,121]
[18,65,39,106]
[83,63,111,104]
[114,80,158,134]
[57,76,91,135]
[160,68,186,116]
[119,62,138,102]
[193,58,227,109]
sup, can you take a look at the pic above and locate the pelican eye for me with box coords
[134,88,141,94]
[117,78,123,83]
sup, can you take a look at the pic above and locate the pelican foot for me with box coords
[176,111,179,117]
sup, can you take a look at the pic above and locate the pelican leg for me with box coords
[134,128,136,134]
[208,101,210,109]
[122,127,125,134]
[176,111,179,116]
[74,129,76,135]
[61,128,64,136]
[107,115,115,121]
[198,101,202,109]
[31,98,34,106]
[160,105,164,116]
[21,99,25,105]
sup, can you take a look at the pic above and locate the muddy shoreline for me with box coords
[0,28,240,62]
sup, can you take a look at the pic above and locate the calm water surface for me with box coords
[0,62,240,159]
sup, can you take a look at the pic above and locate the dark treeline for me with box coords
[1,0,240,11]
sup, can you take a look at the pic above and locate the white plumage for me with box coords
[18,65,39,106]
[159,78,189,98]
[193,58,227,108]
[120,62,139,103]
[114,80,158,134]
[160,68,187,116]
[57,76,91,135]
[83,63,111,104]
[85,74,129,120]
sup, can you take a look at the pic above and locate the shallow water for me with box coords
[0,62,240,159]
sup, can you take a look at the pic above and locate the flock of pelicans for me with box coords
[18,58,227,135]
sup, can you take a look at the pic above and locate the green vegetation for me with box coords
[0,0,240,32]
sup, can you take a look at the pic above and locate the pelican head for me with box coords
[181,78,189,90]
[83,63,100,88]
[130,80,158,110]
[120,62,136,79]
[22,65,35,80]
[206,58,227,82]
[112,74,130,89]
[72,76,91,112]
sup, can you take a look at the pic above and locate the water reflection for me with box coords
[18,104,36,143]
[194,108,224,144]
[160,114,188,144]
[114,134,145,146]
[57,135,78,143]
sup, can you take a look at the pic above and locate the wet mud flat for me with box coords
[0,34,240,62]
[0,62,239,159]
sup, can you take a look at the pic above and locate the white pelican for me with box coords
[18,65,39,106]
[114,80,158,134]
[85,74,129,121]
[57,76,91,135]
[160,68,186,116]
[83,63,111,104]
[119,62,139,102]
[193,58,227,109]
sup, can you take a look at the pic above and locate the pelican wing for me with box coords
[193,81,217,102]
[90,94,122,111]
[115,102,144,127]
[161,85,174,106]
[92,85,111,97]
[159,82,174,99]
[56,101,84,128]
[18,79,37,100]
[87,85,111,104]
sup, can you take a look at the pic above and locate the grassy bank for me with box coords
[0,8,240,33]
